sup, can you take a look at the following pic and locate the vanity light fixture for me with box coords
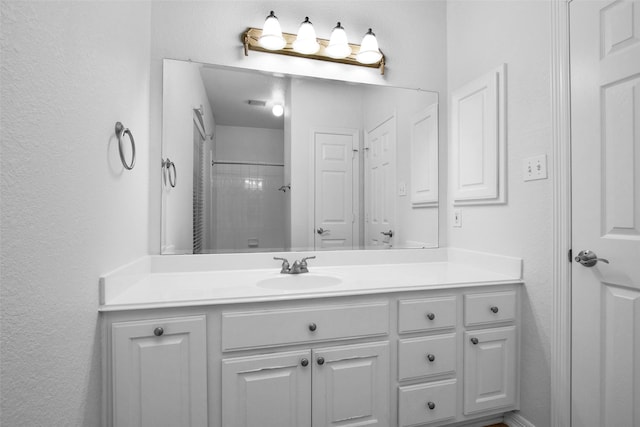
[293,17,320,54]
[258,11,286,51]
[242,13,386,75]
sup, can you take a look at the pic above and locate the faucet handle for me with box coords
[298,256,315,273]
[300,256,316,265]
[273,257,290,273]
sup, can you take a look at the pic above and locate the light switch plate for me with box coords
[398,182,407,196]
[453,209,462,227]
[523,154,548,181]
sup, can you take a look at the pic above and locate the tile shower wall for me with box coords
[213,164,286,252]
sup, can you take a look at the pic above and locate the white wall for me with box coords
[0,1,151,425]
[215,125,284,164]
[446,2,553,426]
[162,60,216,253]
[149,0,449,253]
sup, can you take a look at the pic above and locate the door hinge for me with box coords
[568,249,572,263]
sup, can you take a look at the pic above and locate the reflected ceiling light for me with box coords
[356,28,383,65]
[258,11,286,50]
[272,104,284,117]
[325,22,351,59]
[293,17,320,55]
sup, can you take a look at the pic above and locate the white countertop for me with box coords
[99,249,523,311]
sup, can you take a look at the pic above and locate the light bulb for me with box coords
[272,104,284,117]
[325,22,351,59]
[259,11,286,51]
[293,17,320,54]
[356,28,382,64]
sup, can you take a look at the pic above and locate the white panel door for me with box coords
[365,116,396,248]
[570,1,640,426]
[313,129,357,250]
[111,316,207,427]
[222,350,312,427]
[463,326,517,415]
[312,341,390,427]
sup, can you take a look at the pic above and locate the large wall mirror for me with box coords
[161,59,439,254]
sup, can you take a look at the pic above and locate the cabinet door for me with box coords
[222,350,312,427]
[111,315,207,427]
[312,341,390,426]
[463,326,517,414]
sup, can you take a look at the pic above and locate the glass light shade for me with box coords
[356,28,382,64]
[272,104,284,117]
[325,22,351,59]
[293,17,320,54]
[259,11,286,51]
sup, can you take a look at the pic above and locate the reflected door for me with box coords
[365,116,396,248]
[570,1,640,425]
[313,129,358,250]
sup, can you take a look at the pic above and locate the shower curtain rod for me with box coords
[212,160,284,167]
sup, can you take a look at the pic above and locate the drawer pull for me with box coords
[426,312,436,321]
[427,401,436,410]
[490,306,499,314]
[300,358,309,367]
[317,357,325,366]
[153,327,164,337]
[426,353,435,362]
[470,337,479,345]
[308,323,317,332]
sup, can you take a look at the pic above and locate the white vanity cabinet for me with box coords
[221,342,390,427]
[463,290,519,415]
[220,302,391,427]
[397,296,459,427]
[103,283,520,427]
[110,315,208,427]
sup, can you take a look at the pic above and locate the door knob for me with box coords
[380,230,394,238]
[575,250,609,267]
[316,227,330,235]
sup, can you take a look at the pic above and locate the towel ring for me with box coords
[115,122,136,170]
[162,158,177,188]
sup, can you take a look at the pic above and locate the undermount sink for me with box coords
[257,274,342,290]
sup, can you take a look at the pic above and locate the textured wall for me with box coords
[0,1,151,425]
[446,2,553,426]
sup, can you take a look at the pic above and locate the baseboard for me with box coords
[504,411,536,427]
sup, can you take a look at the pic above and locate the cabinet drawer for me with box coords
[464,291,516,326]
[222,302,389,351]
[398,333,456,381]
[398,296,456,333]
[398,379,457,426]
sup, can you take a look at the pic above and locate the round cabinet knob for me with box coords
[153,327,164,337]
[427,401,436,410]
[490,306,499,314]
[301,358,309,367]
[426,354,435,362]
[426,312,435,321]
[308,323,317,332]
[317,357,325,365]
[470,337,479,345]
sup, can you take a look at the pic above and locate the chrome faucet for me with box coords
[274,256,316,274]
